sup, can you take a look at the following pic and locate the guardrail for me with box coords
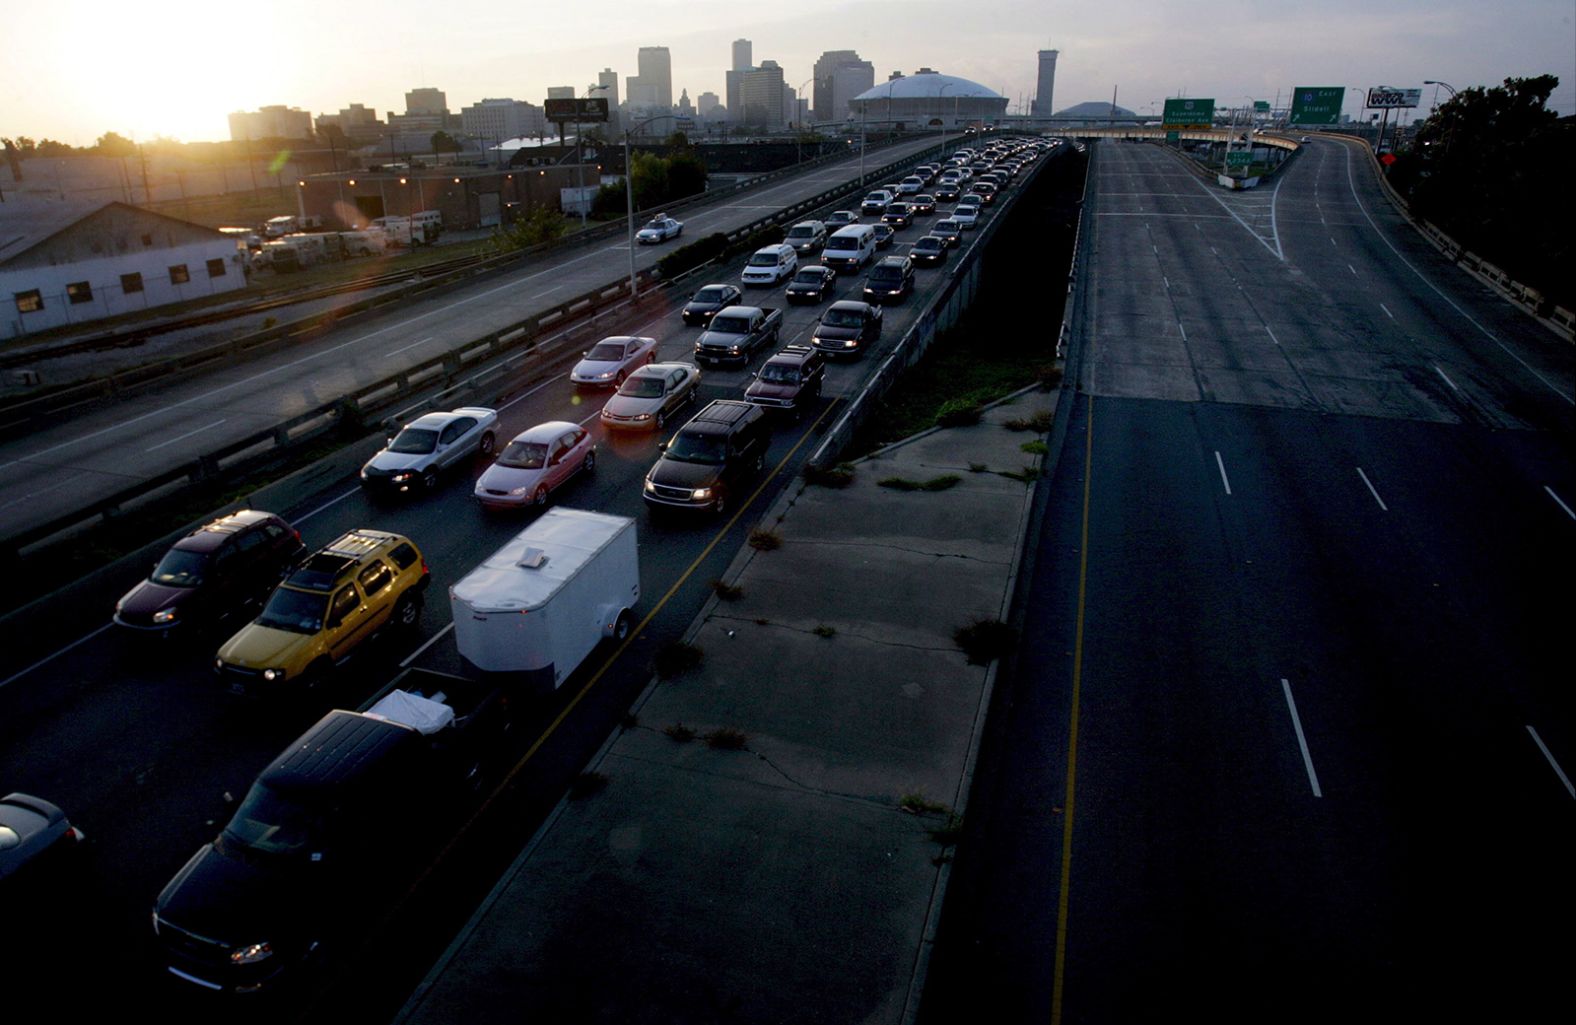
[806,146,1071,470]
[1,140,955,561]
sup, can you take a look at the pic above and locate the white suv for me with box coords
[741,243,798,286]
[860,190,894,216]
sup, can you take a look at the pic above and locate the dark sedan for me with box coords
[785,265,838,305]
[872,223,896,249]
[910,194,937,215]
[911,235,948,267]
[934,182,961,202]
[810,300,884,358]
[682,284,744,327]
[881,202,914,229]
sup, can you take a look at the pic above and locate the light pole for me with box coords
[1423,79,1457,113]
[624,113,678,300]
[938,82,953,157]
[797,77,813,165]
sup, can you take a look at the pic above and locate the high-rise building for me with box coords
[697,91,721,117]
[727,38,753,122]
[314,103,385,144]
[740,60,785,130]
[228,105,313,141]
[597,68,621,132]
[732,39,752,72]
[812,50,874,123]
[1032,49,1059,115]
[636,46,673,110]
[405,88,447,115]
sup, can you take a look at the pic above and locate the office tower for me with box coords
[732,39,752,72]
[405,87,447,114]
[740,60,785,130]
[812,50,873,123]
[1032,49,1058,115]
[636,46,673,110]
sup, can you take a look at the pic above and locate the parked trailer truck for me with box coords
[450,508,640,691]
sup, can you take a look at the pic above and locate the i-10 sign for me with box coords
[1290,86,1344,125]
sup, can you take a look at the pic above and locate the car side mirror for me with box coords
[658,441,668,451]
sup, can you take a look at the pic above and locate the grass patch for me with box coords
[812,624,837,638]
[878,474,962,492]
[954,619,1016,665]
[747,529,782,551]
[929,813,965,846]
[803,462,855,488]
[935,398,983,428]
[711,579,744,601]
[652,641,703,679]
[1004,410,1054,432]
[567,772,610,799]
[899,793,950,816]
[663,723,696,743]
[1020,440,1048,455]
[704,727,749,750]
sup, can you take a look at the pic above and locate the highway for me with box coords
[0,143,1059,1020]
[920,136,1574,1022]
[0,136,944,546]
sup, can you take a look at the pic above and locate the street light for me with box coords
[1423,80,1457,98]
[797,77,813,165]
[938,82,954,157]
[623,113,679,300]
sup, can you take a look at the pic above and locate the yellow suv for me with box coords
[214,530,428,696]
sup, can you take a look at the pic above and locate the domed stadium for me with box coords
[848,69,1008,128]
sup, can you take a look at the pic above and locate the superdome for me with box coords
[852,72,1002,103]
[848,70,1009,127]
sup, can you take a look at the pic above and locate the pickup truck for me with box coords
[694,305,782,367]
[153,681,514,993]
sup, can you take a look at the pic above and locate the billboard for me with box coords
[1162,98,1215,129]
[1290,86,1345,125]
[544,97,609,123]
[1366,87,1421,109]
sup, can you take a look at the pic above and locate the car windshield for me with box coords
[693,287,729,303]
[665,433,726,465]
[151,548,209,587]
[586,341,627,361]
[388,427,438,454]
[787,227,814,239]
[916,239,942,251]
[498,440,548,468]
[823,308,865,327]
[760,364,800,384]
[221,783,320,859]
[619,376,666,398]
[793,270,824,283]
[824,237,855,251]
[747,253,779,267]
[871,269,901,284]
[255,586,329,633]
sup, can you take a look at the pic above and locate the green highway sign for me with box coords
[1162,97,1215,129]
[1166,131,1180,141]
[1253,100,1271,112]
[1290,86,1344,125]
[1226,151,1254,166]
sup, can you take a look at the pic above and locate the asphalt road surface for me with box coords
[921,137,1574,1023]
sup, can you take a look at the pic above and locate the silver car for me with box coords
[599,362,702,431]
[359,407,498,494]
[571,336,658,388]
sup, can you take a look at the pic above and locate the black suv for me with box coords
[643,401,772,515]
[744,344,825,419]
[863,255,915,304]
[154,710,438,993]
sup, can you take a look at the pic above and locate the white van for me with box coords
[820,224,877,272]
[741,243,798,286]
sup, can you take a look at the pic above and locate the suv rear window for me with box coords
[388,542,419,570]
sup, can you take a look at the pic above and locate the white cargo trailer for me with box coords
[450,509,639,689]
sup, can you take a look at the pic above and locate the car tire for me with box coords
[532,485,549,508]
[655,411,665,430]
[582,450,596,474]
[394,592,422,630]
[615,370,627,386]
[479,431,496,457]
[422,469,439,491]
[713,492,727,516]
[614,609,633,641]
[303,658,333,691]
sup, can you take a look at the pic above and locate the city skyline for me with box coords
[4,0,1572,146]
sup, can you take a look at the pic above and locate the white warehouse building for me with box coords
[848,69,1009,128]
[1,201,247,341]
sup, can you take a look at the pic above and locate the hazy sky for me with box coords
[5,0,1572,145]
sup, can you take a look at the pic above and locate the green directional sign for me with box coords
[1253,100,1271,112]
[1290,86,1344,125]
[1162,97,1215,130]
[1226,150,1254,166]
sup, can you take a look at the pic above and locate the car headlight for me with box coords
[644,478,657,493]
[844,340,857,348]
[691,488,712,501]
[152,608,179,625]
[633,413,652,421]
[728,346,742,354]
[261,668,287,682]
[508,486,530,495]
[597,371,615,379]
[230,942,274,965]
[391,471,415,483]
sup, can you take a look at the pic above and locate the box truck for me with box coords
[450,508,639,691]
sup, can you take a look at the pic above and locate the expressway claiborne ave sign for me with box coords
[1163,98,1215,130]
[1290,87,1345,125]
[544,98,609,123]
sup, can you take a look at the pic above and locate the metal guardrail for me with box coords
[1,139,955,560]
